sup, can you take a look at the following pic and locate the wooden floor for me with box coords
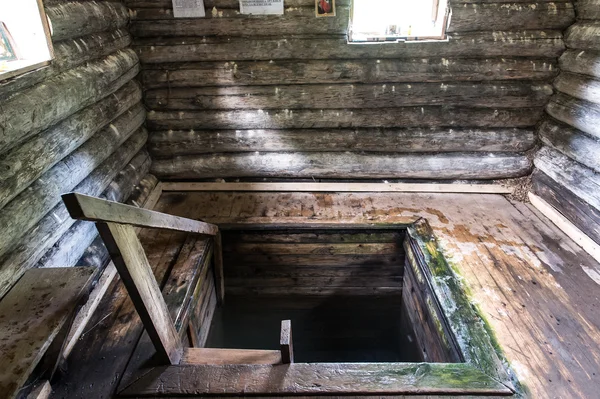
[153,191,600,398]
[51,191,600,399]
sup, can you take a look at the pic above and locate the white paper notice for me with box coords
[240,0,284,15]
[172,0,206,18]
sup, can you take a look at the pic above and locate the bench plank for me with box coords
[0,267,94,399]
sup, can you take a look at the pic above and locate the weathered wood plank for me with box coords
[538,118,600,173]
[528,192,600,263]
[532,169,600,245]
[554,71,600,105]
[63,193,219,235]
[147,107,543,130]
[0,268,94,399]
[146,82,553,110]
[559,49,600,79]
[148,128,535,157]
[36,150,152,268]
[546,92,600,140]
[224,242,400,255]
[213,231,225,305]
[565,21,600,50]
[134,31,565,63]
[46,1,129,41]
[140,58,558,89]
[534,146,600,212]
[131,6,349,36]
[0,49,139,155]
[448,2,575,32]
[0,29,132,99]
[151,152,532,180]
[97,223,183,365]
[0,85,143,209]
[577,0,600,20]
[121,363,511,396]
[161,182,512,194]
[0,129,147,299]
[181,348,283,365]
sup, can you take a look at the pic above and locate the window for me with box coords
[350,0,449,42]
[0,0,53,80]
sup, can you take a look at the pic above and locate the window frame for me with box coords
[348,0,451,43]
[0,0,54,82]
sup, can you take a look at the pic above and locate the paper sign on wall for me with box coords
[172,0,205,18]
[240,0,284,15]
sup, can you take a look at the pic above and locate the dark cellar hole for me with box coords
[204,228,444,363]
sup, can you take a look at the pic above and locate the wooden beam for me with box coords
[161,182,512,194]
[213,231,225,305]
[63,192,218,235]
[181,348,282,365]
[120,363,512,396]
[280,320,293,364]
[96,222,183,365]
[529,192,600,264]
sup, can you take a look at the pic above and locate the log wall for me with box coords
[127,0,575,180]
[533,0,600,245]
[0,0,147,299]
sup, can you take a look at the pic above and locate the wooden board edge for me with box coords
[160,182,513,194]
[528,192,600,264]
[119,363,512,397]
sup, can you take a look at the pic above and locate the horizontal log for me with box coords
[47,2,129,41]
[534,146,600,211]
[77,174,160,268]
[565,22,600,50]
[147,107,543,130]
[126,0,350,10]
[131,6,349,36]
[182,348,282,365]
[126,0,567,6]
[224,242,400,255]
[141,58,559,89]
[532,170,600,246]
[134,31,565,63]
[0,82,142,210]
[0,129,147,299]
[37,150,151,268]
[0,29,132,99]
[146,82,553,110]
[0,49,139,155]
[447,2,575,32]
[576,0,600,20]
[559,49,600,79]
[148,128,536,157]
[554,71,600,104]
[132,3,573,35]
[151,152,532,180]
[546,92,600,140]
[538,118,600,172]
[223,231,402,244]
[0,111,144,261]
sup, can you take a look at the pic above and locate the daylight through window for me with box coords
[0,0,53,80]
[350,0,449,42]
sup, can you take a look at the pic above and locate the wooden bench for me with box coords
[0,267,94,399]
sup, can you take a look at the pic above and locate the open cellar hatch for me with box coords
[59,193,519,397]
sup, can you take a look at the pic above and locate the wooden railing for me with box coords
[61,192,293,366]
